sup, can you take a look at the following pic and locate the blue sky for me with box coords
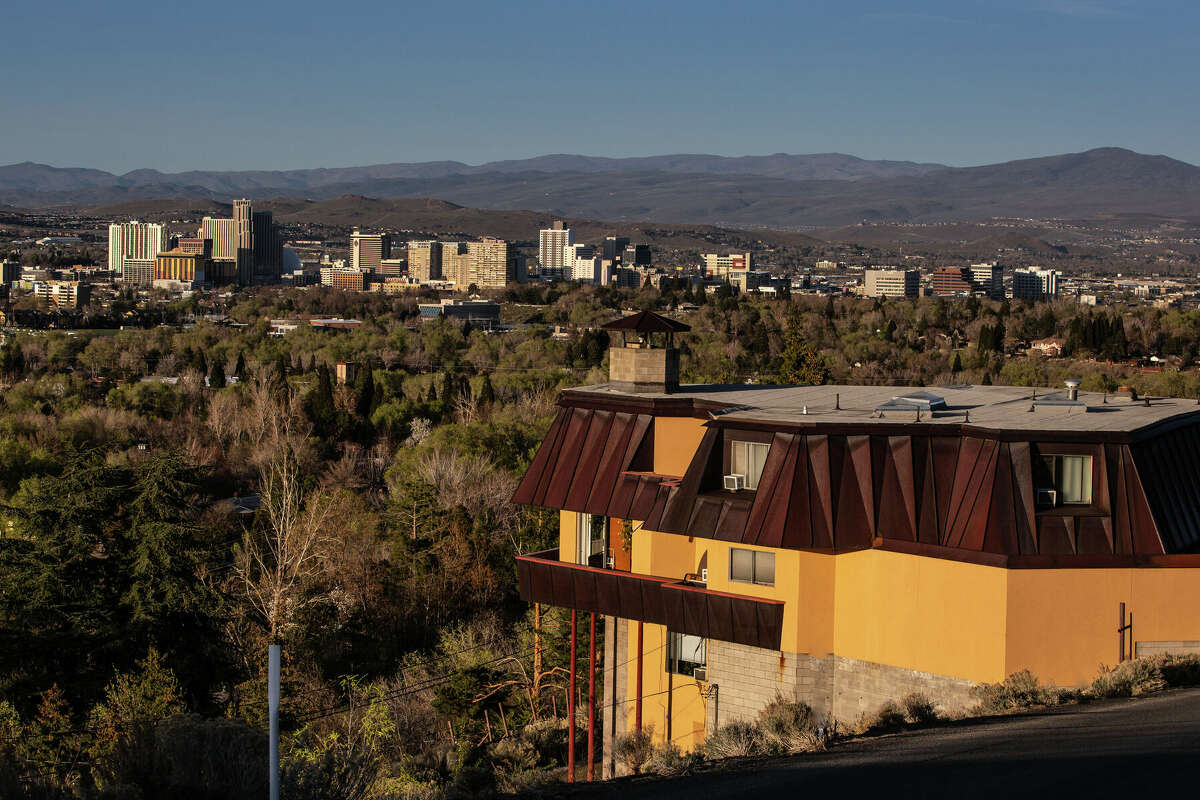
[4,0,1198,172]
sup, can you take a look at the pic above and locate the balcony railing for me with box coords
[516,549,784,650]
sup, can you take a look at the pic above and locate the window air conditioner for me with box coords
[1036,488,1057,507]
[692,667,707,683]
[724,474,746,491]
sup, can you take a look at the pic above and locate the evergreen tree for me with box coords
[477,373,496,407]
[208,360,226,389]
[233,351,246,381]
[951,352,963,373]
[441,372,456,403]
[778,309,828,385]
[696,282,708,306]
[354,366,374,419]
[306,364,337,436]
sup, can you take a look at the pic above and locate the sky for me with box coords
[4,0,1199,173]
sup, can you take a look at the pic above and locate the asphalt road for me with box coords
[557,688,1200,799]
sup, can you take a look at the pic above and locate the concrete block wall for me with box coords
[831,656,977,721]
[705,640,833,729]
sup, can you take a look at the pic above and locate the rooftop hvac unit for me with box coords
[692,667,707,683]
[1036,488,1057,508]
[724,474,746,491]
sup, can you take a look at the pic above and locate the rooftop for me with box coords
[563,382,1200,438]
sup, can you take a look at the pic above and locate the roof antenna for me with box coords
[964,409,970,423]
[835,393,841,411]
[915,408,921,422]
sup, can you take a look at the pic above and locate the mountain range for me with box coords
[3,148,1199,227]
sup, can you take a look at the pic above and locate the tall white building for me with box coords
[108,222,168,280]
[350,229,390,274]
[565,243,600,283]
[1012,267,1061,301]
[539,220,574,279]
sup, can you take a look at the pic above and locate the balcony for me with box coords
[515,549,784,650]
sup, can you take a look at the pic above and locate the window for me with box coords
[576,513,606,566]
[666,631,706,677]
[730,548,775,586]
[731,440,770,490]
[1037,454,1093,507]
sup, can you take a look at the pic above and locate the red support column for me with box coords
[568,610,577,783]
[587,612,597,782]
[635,620,644,732]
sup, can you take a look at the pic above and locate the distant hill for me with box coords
[6,148,1200,227]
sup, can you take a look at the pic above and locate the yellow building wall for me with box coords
[622,620,709,752]
[1005,568,1200,686]
[559,510,578,563]
[703,541,835,657]
[832,549,1010,683]
[652,417,707,476]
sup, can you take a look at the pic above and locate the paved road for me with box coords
[558,688,1200,799]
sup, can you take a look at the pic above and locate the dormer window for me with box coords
[1035,454,1094,508]
[730,440,770,490]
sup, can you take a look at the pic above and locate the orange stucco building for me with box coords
[513,312,1200,776]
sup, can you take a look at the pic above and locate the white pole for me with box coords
[269,643,281,800]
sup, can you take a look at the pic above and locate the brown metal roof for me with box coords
[516,549,783,650]
[601,310,691,334]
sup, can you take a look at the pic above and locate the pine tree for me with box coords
[441,372,455,403]
[477,373,496,407]
[209,360,226,389]
[233,351,246,381]
[354,366,374,419]
[951,352,963,373]
[306,364,337,436]
[778,309,828,385]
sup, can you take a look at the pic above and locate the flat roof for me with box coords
[563,382,1200,437]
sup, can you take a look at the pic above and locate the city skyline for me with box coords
[4,0,1199,173]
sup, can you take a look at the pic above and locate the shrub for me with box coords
[613,727,655,775]
[868,701,907,733]
[645,742,703,777]
[757,695,820,753]
[899,693,939,725]
[703,721,768,760]
[971,670,1053,714]
[1091,654,1200,699]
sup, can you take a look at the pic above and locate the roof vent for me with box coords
[875,391,947,414]
[1064,379,1080,402]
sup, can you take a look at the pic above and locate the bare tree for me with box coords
[235,451,335,642]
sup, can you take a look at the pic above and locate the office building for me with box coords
[565,243,599,283]
[970,263,1004,300]
[121,259,156,287]
[602,236,631,264]
[378,257,406,277]
[351,229,390,274]
[407,241,443,282]
[1,261,20,286]
[320,266,367,291]
[108,222,168,280]
[930,267,975,297]
[539,220,574,278]
[33,280,91,309]
[233,199,254,284]
[702,252,752,281]
[177,238,213,257]
[863,268,920,298]
[513,310,1200,771]
[1013,268,1061,302]
[418,298,502,328]
[623,244,651,268]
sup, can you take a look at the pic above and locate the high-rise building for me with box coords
[233,199,254,284]
[623,244,651,268]
[565,243,599,283]
[199,217,237,260]
[33,280,90,309]
[1,261,21,286]
[108,222,168,280]
[153,248,210,288]
[378,258,406,277]
[539,220,574,278]
[469,237,516,288]
[1013,267,1060,302]
[319,267,367,291]
[443,242,471,286]
[252,210,282,282]
[350,229,390,274]
[970,262,1004,300]
[178,238,213,257]
[602,236,630,264]
[408,241,443,282]
[703,252,753,281]
[863,268,920,298]
[930,267,974,296]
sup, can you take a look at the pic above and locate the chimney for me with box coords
[601,310,688,394]
[1064,379,1080,402]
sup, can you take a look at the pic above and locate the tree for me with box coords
[233,351,247,381]
[951,352,963,373]
[477,374,496,408]
[778,309,828,385]
[209,360,227,389]
[234,451,335,643]
[306,364,337,437]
